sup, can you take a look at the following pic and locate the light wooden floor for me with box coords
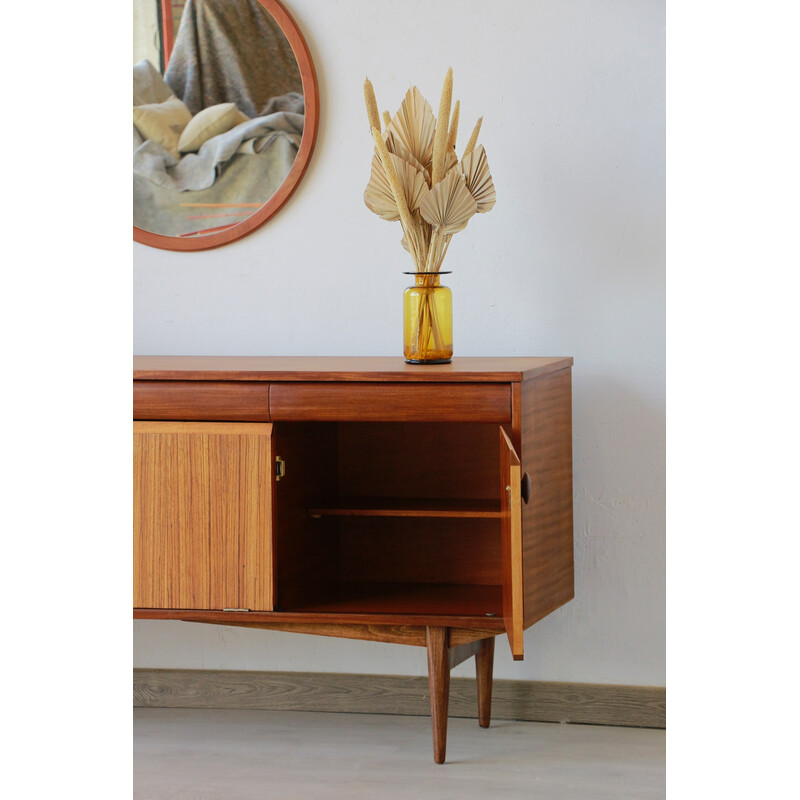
[134,708,665,799]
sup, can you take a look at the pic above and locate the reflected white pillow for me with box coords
[133,96,193,157]
[178,103,250,153]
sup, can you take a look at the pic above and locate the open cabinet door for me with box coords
[500,427,525,660]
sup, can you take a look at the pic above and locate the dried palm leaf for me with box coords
[382,128,429,179]
[419,168,477,235]
[364,153,400,221]
[364,72,494,276]
[386,87,436,174]
[365,152,429,220]
[444,149,459,176]
[460,145,496,213]
[401,160,430,211]
[371,127,424,263]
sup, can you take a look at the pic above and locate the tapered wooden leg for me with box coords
[426,626,450,765]
[475,636,495,728]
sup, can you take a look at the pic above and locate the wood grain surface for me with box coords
[271,422,339,610]
[307,497,501,518]
[334,421,503,587]
[216,621,430,646]
[426,626,450,763]
[133,422,274,610]
[134,607,508,630]
[132,359,576,699]
[475,637,495,727]
[337,518,502,587]
[336,421,500,501]
[519,368,575,627]
[269,382,511,422]
[134,381,270,421]
[500,428,524,659]
[133,356,573,382]
[286,582,503,618]
[133,669,666,729]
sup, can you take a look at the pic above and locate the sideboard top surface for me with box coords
[133,356,573,383]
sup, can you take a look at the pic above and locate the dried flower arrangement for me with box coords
[363,69,495,361]
[363,68,495,272]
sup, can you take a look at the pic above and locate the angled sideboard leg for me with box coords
[475,636,495,728]
[426,626,450,764]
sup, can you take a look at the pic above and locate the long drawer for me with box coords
[269,382,511,422]
[133,381,270,421]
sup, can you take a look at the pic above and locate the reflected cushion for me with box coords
[178,103,250,153]
[133,96,193,157]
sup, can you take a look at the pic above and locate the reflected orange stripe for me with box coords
[185,212,253,219]
[179,203,263,208]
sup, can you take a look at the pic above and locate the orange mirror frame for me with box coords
[133,0,319,252]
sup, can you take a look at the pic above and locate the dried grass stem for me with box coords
[463,116,483,157]
[364,78,381,134]
[372,127,422,264]
[431,68,453,184]
[447,100,460,154]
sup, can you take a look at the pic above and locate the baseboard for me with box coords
[134,669,665,729]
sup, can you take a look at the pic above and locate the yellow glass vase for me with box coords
[403,272,453,364]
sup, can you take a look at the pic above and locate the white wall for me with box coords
[133,0,160,68]
[133,0,665,687]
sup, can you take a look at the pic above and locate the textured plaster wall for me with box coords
[133,0,665,686]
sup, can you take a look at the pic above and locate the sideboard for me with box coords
[133,356,574,763]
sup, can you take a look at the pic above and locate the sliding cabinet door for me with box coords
[133,421,274,611]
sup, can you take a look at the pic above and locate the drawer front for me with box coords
[269,382,511,422]
[134,381,270,421]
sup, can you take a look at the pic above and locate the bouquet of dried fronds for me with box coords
[364,69,495,359]
[363,68,495,272]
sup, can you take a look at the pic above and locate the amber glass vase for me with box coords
[403,272,453,364]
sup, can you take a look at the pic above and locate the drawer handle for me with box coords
[521,472,532,505]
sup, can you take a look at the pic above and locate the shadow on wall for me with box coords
[566,371,665,678]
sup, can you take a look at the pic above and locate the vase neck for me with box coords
[414,273,441,288]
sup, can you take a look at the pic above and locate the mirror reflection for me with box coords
[133,0,305,240]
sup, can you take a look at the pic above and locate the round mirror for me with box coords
[133,0,319,250]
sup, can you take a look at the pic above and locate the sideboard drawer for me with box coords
[134,381,270,421]
[269,382,511,422]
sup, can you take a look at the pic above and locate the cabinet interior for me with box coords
[273,421,504,618]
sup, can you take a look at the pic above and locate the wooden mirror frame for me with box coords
[134,0,319,251]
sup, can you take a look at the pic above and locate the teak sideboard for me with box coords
[133,356,574,763]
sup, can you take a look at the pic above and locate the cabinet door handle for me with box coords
[521,472,532,505]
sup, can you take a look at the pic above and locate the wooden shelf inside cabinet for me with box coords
[285,581,503,618]
[307,498,502,519]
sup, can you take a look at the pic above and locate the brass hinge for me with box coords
[275,455,286,481]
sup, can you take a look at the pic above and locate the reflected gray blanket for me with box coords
[133,109,303,192]
[164,0,303,118]
[133,144,297,237]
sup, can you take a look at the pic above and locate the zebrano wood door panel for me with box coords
[133,421,274,611]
